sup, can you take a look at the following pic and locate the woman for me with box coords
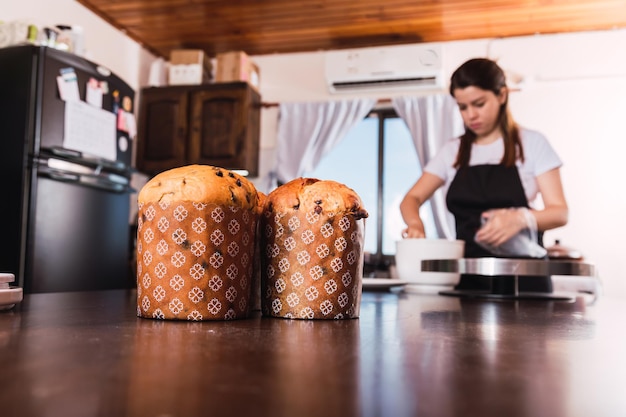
[399,58,568,294]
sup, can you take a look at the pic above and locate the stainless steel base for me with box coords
[421,258,597,301]
[438,289,576,301]
[421,258,596,277]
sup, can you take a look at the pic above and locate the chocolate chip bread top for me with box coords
[138,165,259,210]
[266,178,368,219]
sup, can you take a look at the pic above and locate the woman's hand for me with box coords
[474,208,529,246]
[402,219,426,239]
[399,173,444,239]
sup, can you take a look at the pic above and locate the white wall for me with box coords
[3,0,157,90]
[3,3,624,297]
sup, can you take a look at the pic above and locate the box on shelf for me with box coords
[215,51,260,91]
[168,49,212,85]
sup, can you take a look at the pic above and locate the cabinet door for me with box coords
[136,87,188,175]
[188,84,260,176]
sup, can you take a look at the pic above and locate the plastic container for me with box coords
[395,239,465,286]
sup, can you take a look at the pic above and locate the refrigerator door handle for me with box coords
[47,170,80,183]
[47,146,82,159]
[38,165,134,194]
[79,176,135,193]
[46,146,132,175]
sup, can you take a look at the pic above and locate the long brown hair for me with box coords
[449,58,523,169]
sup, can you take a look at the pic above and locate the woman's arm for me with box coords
[399,172,444,238]
[475,167,568,246]
[532,167,569,231]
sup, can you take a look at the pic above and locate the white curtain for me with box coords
[392,94,465,239]
[274,99,376,184]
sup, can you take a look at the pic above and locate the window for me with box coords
[305,108,437,271]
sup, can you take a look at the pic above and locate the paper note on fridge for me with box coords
[63,100,117,161]
[85,77,104,108]
[57,68,80,102]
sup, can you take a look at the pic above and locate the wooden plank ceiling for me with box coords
[78,0,626,59]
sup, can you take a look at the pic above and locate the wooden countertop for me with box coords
[1,289,625,417]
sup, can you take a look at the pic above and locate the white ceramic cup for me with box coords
[395,238,465,286]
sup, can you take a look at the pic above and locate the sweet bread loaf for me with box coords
[260,178,368,319]
[136,165,261,320]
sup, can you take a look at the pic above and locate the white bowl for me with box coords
[395,239,465,286]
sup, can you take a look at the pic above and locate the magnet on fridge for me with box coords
[117,109,128,132]
[118,136,129,153]
[122,96,133,112]
[112,90,120,114]
[126,113,137,138]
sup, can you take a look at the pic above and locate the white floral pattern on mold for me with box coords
[260,206,365,320]
[172,229,187,245]
[169,298,183,315]
[228,219,241,235]
[170,274,184,291]
[154,262,167,279]
[211,207,225,223]
[190,241,206,257]
[143,251,153,266]
[157,217,170,232]
[136,202,258,321]
[152,285,166,301]
[226,264,238,280]
[211,230,225,246]
[188,287,204,303]
[171,252,186,268]
[316,243,330,258]
[278,258,290,273]
[144,206,156,221]
[156,239,169,255]
[296,251,311,265]
[284,237,297,251]
[143,228,154,243]
[173,205,188,221]
[335,237,347,252]
[227,241,240,257]
[288,216,300,231]
[192,218,207,234]
[320,223,334,238]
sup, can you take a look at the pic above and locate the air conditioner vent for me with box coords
[325,44,444,93]
[331,76,439,91]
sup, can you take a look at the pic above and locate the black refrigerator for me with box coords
[0,44,135,293]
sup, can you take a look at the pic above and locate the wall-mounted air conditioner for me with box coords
[325,44,444,94]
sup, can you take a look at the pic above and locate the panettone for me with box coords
[260,178,369,319]
[138,164,259,210]
[136,165,261,320]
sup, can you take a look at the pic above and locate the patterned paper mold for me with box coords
[136,201,258,320]
[260,178,368,320]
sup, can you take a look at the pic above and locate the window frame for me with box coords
[301,105,424,275]
[364,107,403,272]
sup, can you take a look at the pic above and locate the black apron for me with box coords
[446,164,552,293]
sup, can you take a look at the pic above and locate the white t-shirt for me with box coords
[424,127,562,207]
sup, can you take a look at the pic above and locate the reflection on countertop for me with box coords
[0,289,625,417]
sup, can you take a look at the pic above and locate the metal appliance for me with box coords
[0,44,135,293]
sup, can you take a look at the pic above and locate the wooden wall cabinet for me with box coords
[136,82,260,177]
